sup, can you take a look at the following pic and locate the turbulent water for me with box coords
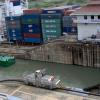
[0,59,100,89]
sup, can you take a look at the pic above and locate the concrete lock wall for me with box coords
[30,41,100,68]
[30,42,73,64]
[1,36,99,68]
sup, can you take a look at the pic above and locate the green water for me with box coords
[0,59,100,89]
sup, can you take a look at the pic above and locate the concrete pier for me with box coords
[0,85,99,100]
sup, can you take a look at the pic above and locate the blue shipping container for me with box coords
[22,24,41,33]
[41,14,62,19]
[7,32,22,38]
[8,32,22,36]
[9,33,22,37]
[22,28,41,33]
[7,28,21,33]
[42,9,62,14]
[63,27,77,34]
[7,28,22,39]
[22,24,40,29]
[24,38,42,43]
[7,33,23,40]
[5,16,21,21]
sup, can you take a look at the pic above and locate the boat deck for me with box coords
[0,84,99,100]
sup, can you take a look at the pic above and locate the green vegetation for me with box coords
[28,0,87,8]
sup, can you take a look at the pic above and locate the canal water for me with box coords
[0,59,100,89]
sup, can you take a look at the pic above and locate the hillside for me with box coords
[28,0,88,8]
[0,0,88,8]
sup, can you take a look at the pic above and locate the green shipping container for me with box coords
[22,19,40,24]
[42,23,61,29]
[41,19,61,24]
[43,34,61,42]
[42,28,62,34]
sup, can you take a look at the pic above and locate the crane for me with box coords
[4,0,28,16]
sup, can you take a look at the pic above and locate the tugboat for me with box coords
[0,55,15,67]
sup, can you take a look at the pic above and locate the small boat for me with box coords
[0,55,16,67]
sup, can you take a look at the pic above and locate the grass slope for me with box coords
[29,0,87,8]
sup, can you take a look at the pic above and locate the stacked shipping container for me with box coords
[5,7,79,44]
[63,16,77,35]
[22,9,42,43]
[41,10,62,42]
[5,16,22,42]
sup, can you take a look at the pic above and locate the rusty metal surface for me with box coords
[0,85,99,100]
